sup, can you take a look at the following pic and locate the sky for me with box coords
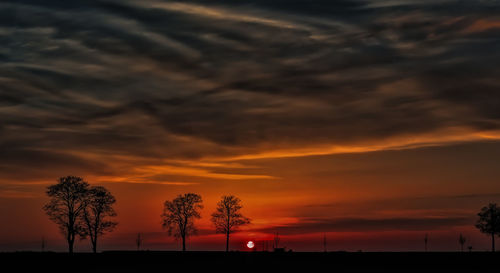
[1,0,500,252]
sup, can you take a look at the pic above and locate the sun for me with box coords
[246,241,255,249]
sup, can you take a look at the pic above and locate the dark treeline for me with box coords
[44,176,500,253]
[44,176,117,253]
[44,176,251,253]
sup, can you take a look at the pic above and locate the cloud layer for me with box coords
[1,0,500,182]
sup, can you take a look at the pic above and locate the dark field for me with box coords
[0,251,497,272]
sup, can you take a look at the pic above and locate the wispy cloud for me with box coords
[1,0,500,184]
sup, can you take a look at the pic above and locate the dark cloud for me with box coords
[299,193,500,219]
[1,0,500,179]
[253,216,472,235]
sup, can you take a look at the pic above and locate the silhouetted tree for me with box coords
[44,176,90,253]
[211,195,251,252]
[79,186,117,253]
[161,193,203,251]
[459,233,466,252]
[475,203,500,252]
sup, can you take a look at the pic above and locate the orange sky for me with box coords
[1,140,500,252]
[1,0,500,252]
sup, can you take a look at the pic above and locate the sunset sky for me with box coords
[1,0,500,252]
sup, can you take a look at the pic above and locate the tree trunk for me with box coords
[182,235,186,252]
[226,232,230,252]
[68,212,75,254]
[92,238,97,253]
[68,237,74,253]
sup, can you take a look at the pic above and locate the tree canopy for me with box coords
[211,195,251,252]
[475,203,500,252]
[80,186,118,253]
[43,176,90,253]
[162,193,203,251]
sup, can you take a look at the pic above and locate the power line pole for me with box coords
[273,232,280,249]
[136,233,142,251]
[41,236,46,252]
[424,233,428,252]
[323,233,327,252]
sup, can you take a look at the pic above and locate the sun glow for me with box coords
[247,241,255,249]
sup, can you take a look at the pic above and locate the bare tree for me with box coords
[161,193,203,251]
[211,195,251,252]
[459,234,466,252]
[475,203,500,252]
[79,186,118,253]
[44,176,90,253]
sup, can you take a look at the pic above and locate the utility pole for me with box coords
[41,236,46,252]
[459,233,466,252]
[136,233,142,251]
[273,232,280,249]
[424,233,428,252]
[323,233,327,252]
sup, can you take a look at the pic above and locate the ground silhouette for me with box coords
[1,251,499,273]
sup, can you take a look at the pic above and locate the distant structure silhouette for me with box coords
[211,195,250,252]
[44,176,90,253]
[424,233,428,252]
[136,233,143,251]
[459,234,466,252]
[274,247,286,253]
[41,236,46,252]
[161,193,203,251]
[475,203,500,252]
[323,233,327,252]
[273,232,282,252]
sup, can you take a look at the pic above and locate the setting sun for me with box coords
[246,241,255,249]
